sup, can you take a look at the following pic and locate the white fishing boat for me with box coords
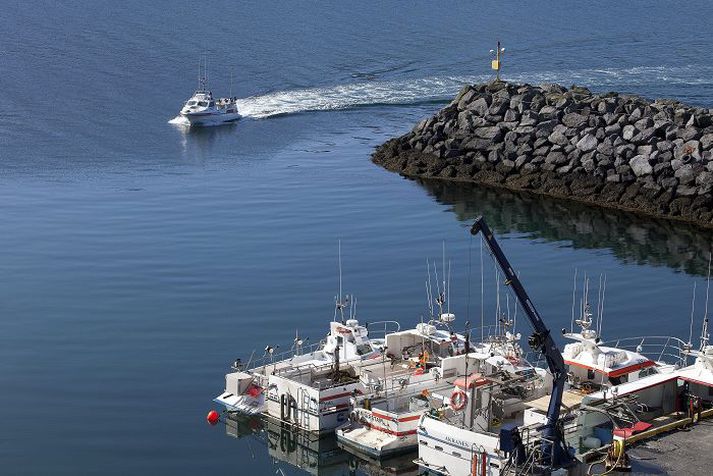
[567,315,712,470]
[336,253,482,458]
[335,317,467,458]
[215,247,399,419]
[177,58,240,126]
[336,318,550,460]
[414,345,553,476]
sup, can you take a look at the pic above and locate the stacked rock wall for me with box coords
[373,81,713,227]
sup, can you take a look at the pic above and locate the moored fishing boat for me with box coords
[214,247,399,417]
[336,321,549,459]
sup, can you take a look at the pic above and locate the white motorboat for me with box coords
[178,59,240,126]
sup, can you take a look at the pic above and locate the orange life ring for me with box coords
[450,389,468,411]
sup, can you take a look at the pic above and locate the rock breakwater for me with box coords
[373,81,713,227]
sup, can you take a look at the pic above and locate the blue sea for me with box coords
[2,1,713,474]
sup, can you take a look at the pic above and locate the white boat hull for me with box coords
[180,111,241,126]
[416,415,502,476]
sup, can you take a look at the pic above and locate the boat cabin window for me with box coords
[609,374,628,386]
[356,344,372,355]
[198,101,208,107]
[587,369,595,380]
[638,367,657,378]
[187,101,197,106]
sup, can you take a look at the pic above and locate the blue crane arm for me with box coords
[470,216,572,469]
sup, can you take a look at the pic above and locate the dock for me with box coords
[626,419,713,475]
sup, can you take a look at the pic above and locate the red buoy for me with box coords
[206,410,220,425]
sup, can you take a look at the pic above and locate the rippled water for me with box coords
[2,1,713,474]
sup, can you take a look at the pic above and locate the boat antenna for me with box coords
[514,271,520,331]
[595,273,603,336]
[466,234,473,323]
[426,259,434,318]
[570,268,578,333]
[334,240,348,323]
[495,263,501,335]
[447,258,452,314]
[229,71,233,98]
[689,281,697,347]
[441,241,448,315]
[598,274,607,337]
[434,261,444,316]
[480,236,485,341]
[702,251,712,349]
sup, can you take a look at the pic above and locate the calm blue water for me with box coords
[2,1,713,474]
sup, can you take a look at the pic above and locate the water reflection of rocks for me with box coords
[224,414,420,476]
[418,178,713,276]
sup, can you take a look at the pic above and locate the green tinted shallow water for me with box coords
[2,1,713,474]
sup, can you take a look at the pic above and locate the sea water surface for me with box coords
[2,1,713,474]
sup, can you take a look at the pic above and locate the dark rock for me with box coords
[562,112,588,128]
[545,151,569,165]
[474,126,503,142]
[576,134,599,152]
[679,126,701,141]
[468,97,489,116]
[520,110,539,126]
[701,133,713,150]
[503,109,519,122]
[548,130,569,146]
[675,164,696,184]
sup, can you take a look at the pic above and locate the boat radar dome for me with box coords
[346,319,359,328]
[440,313,456,323]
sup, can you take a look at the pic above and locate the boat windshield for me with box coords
[186,100,197,106]
[356,344,373,355]
[198,101,208,107]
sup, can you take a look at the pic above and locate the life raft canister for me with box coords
[450,389,468,411]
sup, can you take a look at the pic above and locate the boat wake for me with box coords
[172,64,713,122]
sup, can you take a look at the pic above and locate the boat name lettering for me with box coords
[445,436,469,448]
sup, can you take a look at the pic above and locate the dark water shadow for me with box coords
[416,178,713,277]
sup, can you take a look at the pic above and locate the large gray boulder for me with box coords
[562,112,588,128]
[701,133,713,150]
[548,130,569,146]
[674,140,701,160]
[468,97,489,116]
[576,133,599,152]
[623,125,637,141]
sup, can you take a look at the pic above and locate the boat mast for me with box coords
[702,252,712,350]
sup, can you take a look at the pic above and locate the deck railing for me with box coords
[603,335,690,368]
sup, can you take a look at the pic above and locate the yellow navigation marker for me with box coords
[490,41,505,81]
